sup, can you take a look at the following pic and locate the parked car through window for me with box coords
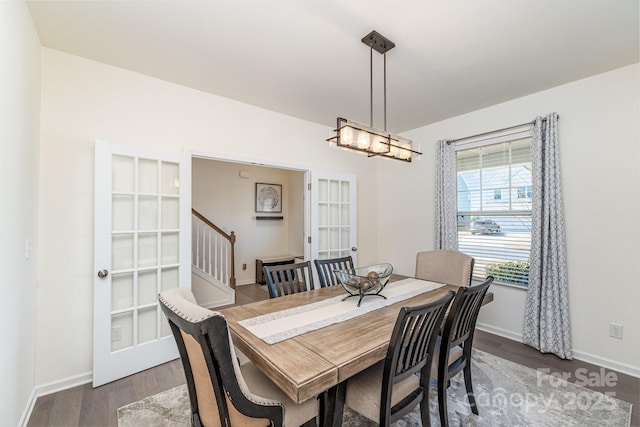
[470,219,501,234]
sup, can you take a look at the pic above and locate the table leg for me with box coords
[321,381,346,427]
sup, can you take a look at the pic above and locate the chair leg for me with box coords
[463,362,478,415]
[419,395,430,427]
[437,375,449,427]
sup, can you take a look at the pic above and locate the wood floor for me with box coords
[28,284,639,427]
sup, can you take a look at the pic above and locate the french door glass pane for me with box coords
[161,198,179,229]
[138,234,158,268]
[161,162,180,195]
[138,270,158,306]
[318,180,328,201]
[112,195,134,231]
[318,204,328,227]
[111,311,133,351]
[112,234,134,271]
[330,229,340,250]
[139,196,158,230]
[111,273,134,310]
[138,307,157,344]
[329,204,339,226]
[112,155,134,193]
[341,205,350,225]
[161,267,179,292]
[329,180,339,202]
[161,232,179,264]
[138,159,158,194]
[340,181,350,202]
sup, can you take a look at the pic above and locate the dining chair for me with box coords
[344,291,456,427]
[433,276,494,427]
[415,249,475,286]
[263,261,315,298]
[158,287,319,427]
[313,256,354,288]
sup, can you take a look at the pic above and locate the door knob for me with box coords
[97,269,109,279]
[351,247,358,252]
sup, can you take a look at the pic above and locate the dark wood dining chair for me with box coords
[415,249,475,286]
[313,256,354,288]
[158,287,319,427]
[344,291,456,427]
[263,261,315,298]
[433,276,494,427]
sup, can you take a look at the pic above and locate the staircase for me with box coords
[191,209,236,307]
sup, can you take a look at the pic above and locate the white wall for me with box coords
[0,2,41,425]
[378,64,640,375]
[37,48,380,386]
[192,159,305,285]
[34,37,639,398]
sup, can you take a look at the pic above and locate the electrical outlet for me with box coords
[111,326,122,342]
[609,323,623,339]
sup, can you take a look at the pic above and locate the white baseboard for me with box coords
[35,371,93,397]
[571,350,640,378]
[19,372,93,427]
[236,279,256,286]
[18,388,37,427]
[476,322,524,343]
[476,323,640,378]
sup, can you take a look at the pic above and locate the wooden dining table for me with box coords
[220,275,493,427]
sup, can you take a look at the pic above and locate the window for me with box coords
[517,186,532,199]
[456,137,532,286]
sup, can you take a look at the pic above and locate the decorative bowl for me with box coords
[334,263,394,306]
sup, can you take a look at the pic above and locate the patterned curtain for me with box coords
[434,140,458,250]
[523,113,572,359]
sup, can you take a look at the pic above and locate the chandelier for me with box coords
[327,31,422,162]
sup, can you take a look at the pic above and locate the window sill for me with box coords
[472,278,528,291]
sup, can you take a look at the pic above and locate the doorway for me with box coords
[191,157,307,299]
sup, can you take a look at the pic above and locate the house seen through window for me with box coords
[456,137,532,286]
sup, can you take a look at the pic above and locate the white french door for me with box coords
[310,172,357,278]
[93,140,191,387]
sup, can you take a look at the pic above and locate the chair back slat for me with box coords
[314,256,355,287]
[443,277,493,348]
[381,291,455,424]
[264,261,314,298]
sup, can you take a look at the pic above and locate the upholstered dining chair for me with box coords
[263,261,315,299]
[344,291,456,427]
[415,250,475,286]
[433,276,494,427]
[158,287,319,427]
[313,256,354,288]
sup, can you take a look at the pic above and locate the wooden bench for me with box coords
[255,255,297,285]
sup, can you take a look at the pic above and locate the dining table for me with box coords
[220,274,493,427]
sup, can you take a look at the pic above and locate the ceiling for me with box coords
[27,0,639,132]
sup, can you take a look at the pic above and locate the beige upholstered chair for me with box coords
[344,291,455,427]
[415,250,474,286]
[158,287,318,427]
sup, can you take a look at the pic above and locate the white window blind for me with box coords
[456,137,532,286]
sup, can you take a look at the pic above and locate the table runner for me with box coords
[238,278,445,344]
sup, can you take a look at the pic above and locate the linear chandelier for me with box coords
[327,31,422,162]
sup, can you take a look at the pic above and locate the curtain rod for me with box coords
[446,115,559,145]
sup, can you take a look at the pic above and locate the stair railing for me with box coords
[191,209,236,289]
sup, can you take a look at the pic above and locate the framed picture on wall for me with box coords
[255,183,282,213]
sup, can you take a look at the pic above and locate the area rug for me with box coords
[118,350,632,426]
